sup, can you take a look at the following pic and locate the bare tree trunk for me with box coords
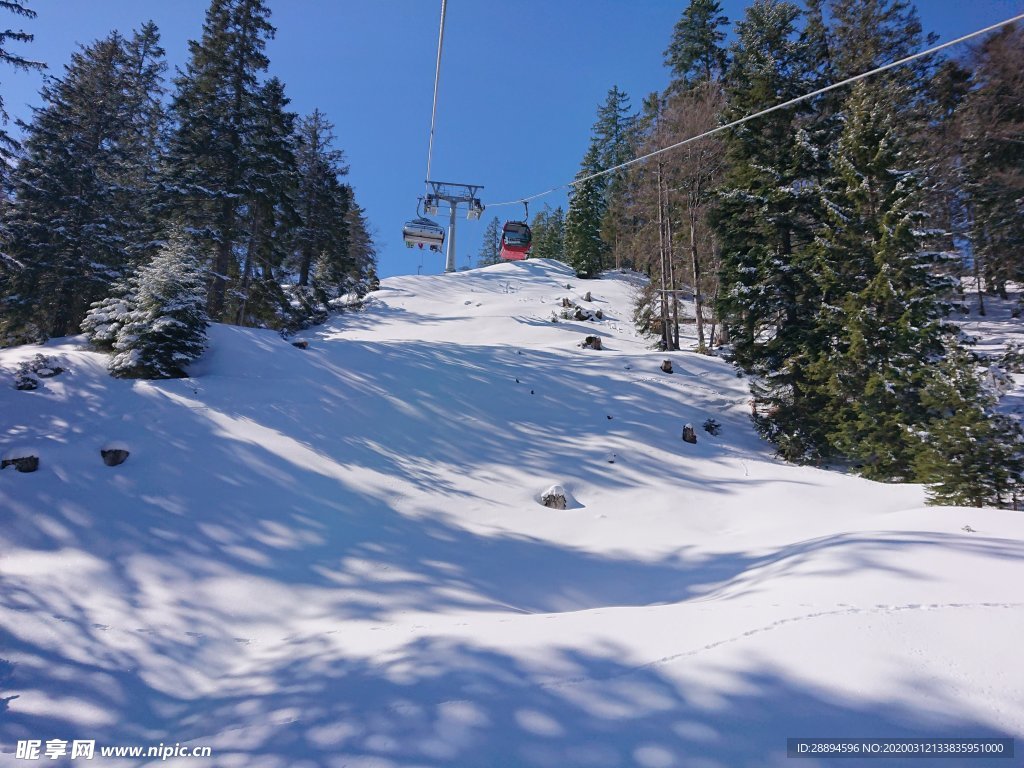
[973,231,986,317]
[690,210,706,352]
[665,189,680,351]
[235,211,260,326]
[657,162,670,350]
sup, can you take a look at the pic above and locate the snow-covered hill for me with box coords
[2,259,1022,767]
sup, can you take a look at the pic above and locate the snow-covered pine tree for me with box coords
[232,76,298,327]
[807,80,953,479]
[958,23,1024,301]
[0,0,44,165]
[663,0,729,90]
[1,25,166,344]
[476,216,502,267]
[593,86,636,270]
[108,229,209,379]
[163,0,275,322]
[81,280,134,351]
[714,0,826,460]
[292,109,349,288]
[565,88,636,278]
[564,145,607,278]
[341,194,377,291]
[530,205,565,264]
[827,0,928,80]
[913,348,1024,508]
[310,183,352,300]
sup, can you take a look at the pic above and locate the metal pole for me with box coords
[445,204,457,273]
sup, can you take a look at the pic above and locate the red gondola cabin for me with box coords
[500,221,531,261]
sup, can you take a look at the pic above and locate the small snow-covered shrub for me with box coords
[11,354,64,389]
[82,286,133,351]
[1000,342,1024,374]
[87,228,209,379]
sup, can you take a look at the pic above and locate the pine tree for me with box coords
[80,280,133,351]
[714,0,824,458]
[291,109,348,287]
[664,0,729,89]
[0,0,44,164]
[958,23,1024,301]
[105,228,209,379]
[1,26,167,343]
[530,205,565,263]
[476,216,501,267]
[309,183,351,297]
[593,86,636,269]
[163,0,275,321]
[341,193,376,291]
[808,81,952,478]
[232,76,299,327]
[564,146,606,278]
[828,0,927,79]
[913,348,1024,508]
[565,88,636,278]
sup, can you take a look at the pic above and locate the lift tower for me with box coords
[424,181,485,273]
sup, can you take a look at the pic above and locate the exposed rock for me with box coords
[14,375,38,391]
[2,455,39,472]
[540,485,567,510]
[35,366,64,378]
[292,340,309,349]
[682,424,697,444]
[661,359,673,374]
[101,448,130,467]
[582,336,602,350]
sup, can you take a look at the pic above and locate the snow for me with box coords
[1,258,1022,767]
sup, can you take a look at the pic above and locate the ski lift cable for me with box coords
[487,12,1024,209]
[425,0,448,194]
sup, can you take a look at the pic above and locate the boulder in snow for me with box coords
[14,374,38,391]
[540,485,568,510]
[2,455,39,473]
[661,359,673,374]
[582,336,602,350]
[101,448,130,467]
[682,424,697,444]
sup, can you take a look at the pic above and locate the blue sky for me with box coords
[2,0,1022,277]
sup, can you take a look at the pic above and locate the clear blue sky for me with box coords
[2,1,1022,277]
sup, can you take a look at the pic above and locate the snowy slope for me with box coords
[1,259,1022,767]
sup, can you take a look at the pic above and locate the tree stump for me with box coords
[101,449,130,467]
[661,359,673,374]
[583,291,592,302]
[682,424,697,444]
[561,297,574,308]
[2,455,39,472]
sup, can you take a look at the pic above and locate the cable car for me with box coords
[500,220,531,261]
[500,202,531,261]
[403,216,445,252]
